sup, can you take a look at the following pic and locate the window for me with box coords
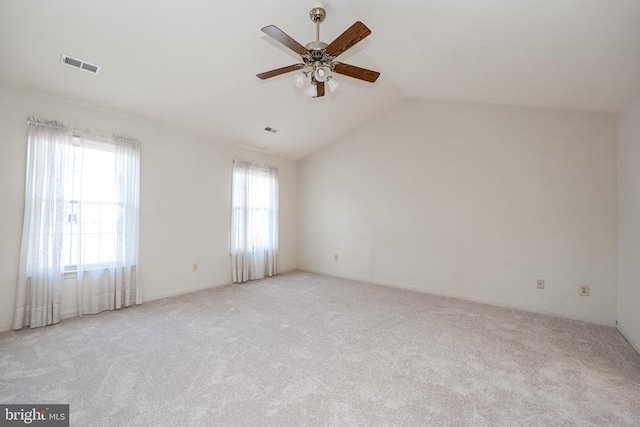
[62,141,121,269]
[14,117,141,329]
[230,160,279,283]
[231,170,275,252]
[57,133,139,271]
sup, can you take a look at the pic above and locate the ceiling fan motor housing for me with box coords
[309,48,326,61]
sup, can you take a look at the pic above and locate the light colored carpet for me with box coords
[1,271,639,426]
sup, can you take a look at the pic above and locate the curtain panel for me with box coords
[231,160,279,283]
[75,131,141,316]
[13,119,73,329]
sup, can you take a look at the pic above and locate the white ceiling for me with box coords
[1,0,640,159]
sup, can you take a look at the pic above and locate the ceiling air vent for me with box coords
[264,126,278,134]
[60,54,101,75]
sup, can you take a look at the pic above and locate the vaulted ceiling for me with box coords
[1,0,640,159]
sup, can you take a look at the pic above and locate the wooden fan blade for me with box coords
[315,81,325,97]
[261,25,309,56]
[257,64,304,80]
[333,63,380,83]
[325,21,371,58]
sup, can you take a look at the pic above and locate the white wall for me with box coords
[617,97,640,352]
[298,99,618,325]
[0,85,297,331]
[1,87,626,333]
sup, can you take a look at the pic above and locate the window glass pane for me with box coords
[82,148,117,203]
[231,164,277,253]
[61,232,72,268]
[62,141,122,268]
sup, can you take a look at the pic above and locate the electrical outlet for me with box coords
[334,254,339,262]
[192,263,199,272]
[537,279,545,290]
[579,284,590,296]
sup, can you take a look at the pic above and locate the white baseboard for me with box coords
[617,323,640,355]
[1,268,303,333]
[0,281,233,333]
[144,280,231,303]
[3,269,618,334]
[298,268,617,327]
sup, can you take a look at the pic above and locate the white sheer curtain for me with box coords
[13,118,73,329]
[75,131,141,316]
[231,160,279,283]
[13,118,141,329]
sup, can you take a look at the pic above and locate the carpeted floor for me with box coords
[1,271,639,426]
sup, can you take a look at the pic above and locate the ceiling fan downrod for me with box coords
[309,5,326,42]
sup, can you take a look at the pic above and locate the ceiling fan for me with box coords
[256,4,380,98]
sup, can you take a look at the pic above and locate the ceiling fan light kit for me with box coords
[294,73,306,88]
[257,3,380,98]
[307,83,318,98]
[314,66,328,82]
[327,76,340,93]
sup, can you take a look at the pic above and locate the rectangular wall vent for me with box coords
[61,54,101,75]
